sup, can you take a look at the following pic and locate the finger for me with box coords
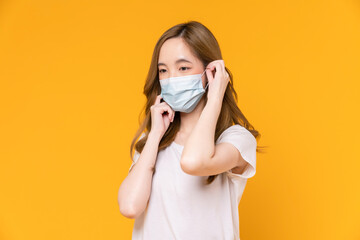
[206,60,217,70]
[208,60,224,68]
[220,60,226,73]
[171,109,175,121]
[206,60,225,79]
[156,104,173,116]
[206,67,214,83]
[225,70,230,79]
[169,108,174,121]
[220,59,225,67]
[163,114,170,126]
[164,106,174,122]
[159,102,175,120]
[213,62,224,75]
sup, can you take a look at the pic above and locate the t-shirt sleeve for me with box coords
[216,124,257,179]
[128,133,146,173]
[129,150,140,172]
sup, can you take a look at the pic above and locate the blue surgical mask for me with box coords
[160,70,208,113]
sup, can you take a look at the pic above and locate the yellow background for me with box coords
[1,0,359,239]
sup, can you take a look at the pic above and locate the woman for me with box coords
[118,20,262,240]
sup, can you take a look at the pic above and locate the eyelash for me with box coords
[159,67,190,73]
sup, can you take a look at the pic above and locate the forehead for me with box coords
[158,37,199,65]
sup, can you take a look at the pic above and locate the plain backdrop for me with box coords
[0,0,359,239]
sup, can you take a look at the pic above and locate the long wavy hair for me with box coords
[130,20,264,184]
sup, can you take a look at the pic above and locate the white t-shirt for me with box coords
[128,124,257,240]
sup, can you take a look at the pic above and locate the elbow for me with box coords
[119,205,137,219]
[118,189,142,219]
[118,196,144,219]
[180,156,202,175]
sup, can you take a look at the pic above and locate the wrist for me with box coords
[206,96,223,109]
[148,131,162,143]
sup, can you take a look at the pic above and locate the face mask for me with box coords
[160,70,208,113]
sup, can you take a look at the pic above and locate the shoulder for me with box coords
[132,132,146,160]
[129,132,147,172]
[217,124,256,145]
[217,124,258,179]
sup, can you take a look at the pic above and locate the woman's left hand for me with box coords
[205,60,230,102]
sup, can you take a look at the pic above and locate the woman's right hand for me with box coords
[150,95,175,139]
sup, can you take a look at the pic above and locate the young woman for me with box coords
[118,21,262,240]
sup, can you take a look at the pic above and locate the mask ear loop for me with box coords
[201,70,209,90]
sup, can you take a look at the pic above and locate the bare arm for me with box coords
[117,132,161,219]
[181,61,228,167]
[118,95,175,219]
[180,97,221,169]
[181,60,249,176]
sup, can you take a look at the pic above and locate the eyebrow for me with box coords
[158,58,192,67]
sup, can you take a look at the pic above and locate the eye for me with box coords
[180,67,190,71]
[159,69,166,73]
